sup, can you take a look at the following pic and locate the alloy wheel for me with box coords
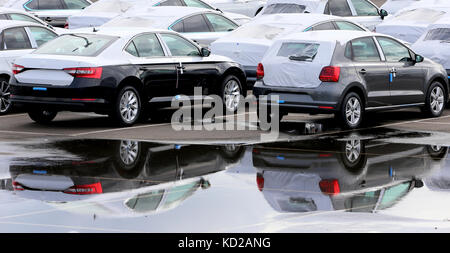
[224,79,241,112]
[0,81,11,114]
[119,140,139,165]
[430,86,444,115]
[119,90,139,123]
[345,97,361,126]
[345,139,361,163]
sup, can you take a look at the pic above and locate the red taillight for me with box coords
[319,179,340,195]
[64,22,68,29]
[63,67,103,79]
[12,64,24,75]
[256,173,264,191]
[256,63,264,80]
[319,66,340,82]
[12,181,24,191]
[63,182,103,195]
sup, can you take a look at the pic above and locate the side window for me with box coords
[24,0,38,9]
[183,0,214,9]
[311,22,335,31]
[350,0,379,16]
[28,26,57,47]
[335,21,365,31]
[158,0,184,6]
[204,13,238,32]
[323,2,330,14]
[171,20,184,33]
[0,14,8,20]
[127,34,165,57]
[9,13,41,24]
[350,37,381,62]
[37,0,64,9]
[376,37,412,62]
[62,0,90,9]
[160,33,200,56]
[328,0,353,16]
[3,27,32,50]
[181,14,211,33]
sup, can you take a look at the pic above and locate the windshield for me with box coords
[394,8,445,23]
[84,0,134,13]
[277,42,320,61]
[424,28,450,41]
[228,23,298,40]
[262,4,306,15]
[33,34,118,57]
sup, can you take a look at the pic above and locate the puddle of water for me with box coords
[1,130,450,232]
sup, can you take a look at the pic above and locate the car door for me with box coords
[348,36,391,107]
[26,0,68,27]
[159,33,218,98]
[346,0,382,31]
[125,33,178,102]
[375,36,425,105]
[170,13,213,47]
[0,27,34,75]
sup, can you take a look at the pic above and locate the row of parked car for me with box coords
[1,0,450,129]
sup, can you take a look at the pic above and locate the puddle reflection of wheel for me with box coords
[339,139,367,174]
[426,145,448,160]
[113,140,145,179]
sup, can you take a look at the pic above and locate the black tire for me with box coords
[423,81,446,118]
[338,139,367,174]
[221,75,243,114]
[426,145,448,160]
[0,76,12,115]
[110,86,141,127]
[337,92,364,129]
[28,109,57,124]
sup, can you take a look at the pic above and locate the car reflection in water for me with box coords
[253,137,448,213]
[9,139,244,217]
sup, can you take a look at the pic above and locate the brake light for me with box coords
[64,67,103,79]
[63,182,103,195]
[12,181,24,191]
[256,63,264,80]
[256,173,264,191]
[319,66,340,82]
[319,179,340,195]
[12,64,24,75]
[64,21,68,29]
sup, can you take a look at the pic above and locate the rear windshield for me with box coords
[277,42,319,61]
[262,4,306,15]
[394,8,445,23]
[424,28,450,41]
[228,23,297,40]
[33,34,118,57]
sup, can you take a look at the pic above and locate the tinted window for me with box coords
[335,21,365,31]
[171,20,184,33]
[277,42,320,62]
[24,0,38,9]
[28,26,57,47]
[183,0,213,9]
[129,34,165,57]
[62,0,90,9]
[424,28,450,41]
[3,27,31,50]
[37,0,64,9]
[376,37,411,62]
[350,37,381,61]
[33,34,117,56]
[0,14,8,19]
[311,22,335,31]
[9,13,41,24]
[158,0,184,6]
[204,13,237,32]
[181,14,211,33]
[329,0,352,16]
[160,33,200,56]
[350,0,378,16]
[262,4,306,15]
[125,41,139,57]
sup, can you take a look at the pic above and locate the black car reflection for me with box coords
[8,139,244,216]
[252,138,448,213]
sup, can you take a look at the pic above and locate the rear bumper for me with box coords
[11,95,109,112]
[252,80,344,114]
[244,65,256,87]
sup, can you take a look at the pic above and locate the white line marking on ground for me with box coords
[0,113,27,118]
[0,130,68,136]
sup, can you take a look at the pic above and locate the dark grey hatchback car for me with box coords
[253,31,449,129]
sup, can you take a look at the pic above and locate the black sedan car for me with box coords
[253,30,450,129]
[9,28,246,126]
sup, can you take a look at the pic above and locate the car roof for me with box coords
[64,26,176,39]
[0,20,45,30]
[264,0,327,11]
[427,16,450,29]
[81,0,154,14]
[277,30,386,44]
[125,6,218,18]
[250,13,353,27]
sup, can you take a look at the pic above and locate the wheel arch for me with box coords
[221,67,247,94]
[338,82,367,110]
[116,76,146,100]
[428,75,449,103]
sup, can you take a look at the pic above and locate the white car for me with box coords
[380,0,424,15]
[209,13,368,84]
[203,0,267,17]
[375,7,450,43]
[0,20,58,115]
[67,0,250,29]
[412,16,450,77]
[101,7,242,46]
[1,0,92,27]
[0,7,68,33]
[254,0,388,31]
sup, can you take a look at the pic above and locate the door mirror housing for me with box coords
[415,54,424,63]
[201,47,211,57]
[379,9,388,20]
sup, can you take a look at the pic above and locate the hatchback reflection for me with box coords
[8,139,244,216]
[253,138,447,213]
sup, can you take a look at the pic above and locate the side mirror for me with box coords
[379,9,388,20]
[415,54,424,63]
[215,8,223,13]
[201,47,211,57]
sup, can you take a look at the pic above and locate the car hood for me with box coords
[412,40,450,69]
[210,39,272,66]
[376,22,428,43]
